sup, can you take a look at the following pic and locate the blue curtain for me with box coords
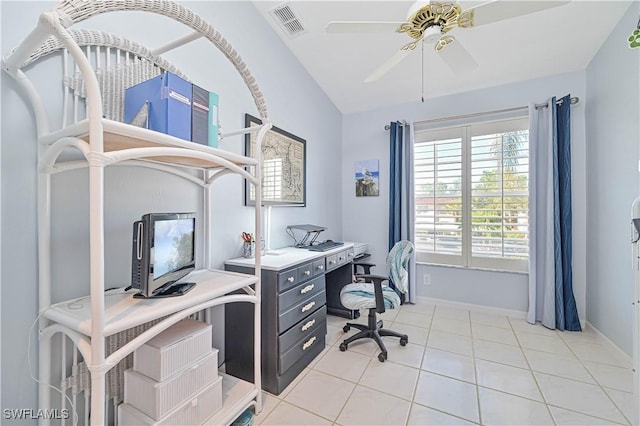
[553,95,581,331]
[389,122,416,302]
[528,95,581,331]
[389,123,403,250]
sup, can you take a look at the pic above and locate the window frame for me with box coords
[414,116,530,273]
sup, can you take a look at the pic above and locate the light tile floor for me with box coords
[254,301,633,425]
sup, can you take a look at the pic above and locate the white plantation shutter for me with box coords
[414,117,529,272]
[262,159,283,200]
[250,158,283,201]
[415,127,464,266]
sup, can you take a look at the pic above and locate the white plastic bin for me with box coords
[134,318,212,382]
[125,350,218,419]
[119,375,223,425]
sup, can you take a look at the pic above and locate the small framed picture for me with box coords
[355,159,379,197]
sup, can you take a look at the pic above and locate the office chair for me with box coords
[339,240,414,362]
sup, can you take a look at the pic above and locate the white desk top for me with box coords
[225,243,354,271]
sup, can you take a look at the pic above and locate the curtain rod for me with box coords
[384,96,579,130]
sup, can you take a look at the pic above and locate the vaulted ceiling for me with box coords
[252,1,633,113]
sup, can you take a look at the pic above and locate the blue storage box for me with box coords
[125,72,192,141]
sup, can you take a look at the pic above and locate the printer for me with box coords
[352,242,368,259]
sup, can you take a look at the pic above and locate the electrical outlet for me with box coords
[423,274,431,286]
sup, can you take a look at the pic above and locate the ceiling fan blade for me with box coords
[460,1,570,28]
[364,48,414,83]
[435,36,479,73]
[326,21,406,34]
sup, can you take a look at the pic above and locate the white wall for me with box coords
[1,0,342,412]
[342,71,588,318]
[585,2,640,356]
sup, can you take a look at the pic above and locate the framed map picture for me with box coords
[355,159,379,196]
[244,114,306,206]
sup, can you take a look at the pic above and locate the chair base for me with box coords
[339,308,408,362]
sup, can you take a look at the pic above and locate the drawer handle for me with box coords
[287,276,295,283]
[300,284,315,294]
[303,336,317,350]
[317,265,324,271]
[301,301,316,312]
[348,253,354,257]
[301,319,316,332]
[339,256,344,261]
[304,270,311,276]
[329,260,336,265]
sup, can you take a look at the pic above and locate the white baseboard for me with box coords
[585,321,633,365]
[416,296,527,319]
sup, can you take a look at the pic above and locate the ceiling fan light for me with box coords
[424,25,442,43]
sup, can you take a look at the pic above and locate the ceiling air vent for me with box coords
[270,3,306,38]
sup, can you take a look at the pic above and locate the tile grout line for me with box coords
[329,353,374,426]
[559,331,632,425]
[556,326,631,424]
[263,304,634,425]
[469,308,483,426]
[507,316,557,425]
[510,317,631,425]
[404,303,434,425]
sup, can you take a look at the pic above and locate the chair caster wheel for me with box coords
[378,352,387,362]
[339,343,347,352]
[400,337,408,346]
[343,325,350,333]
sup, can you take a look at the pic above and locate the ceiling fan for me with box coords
[326,1,570,83]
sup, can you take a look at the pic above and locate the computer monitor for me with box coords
[131,212,196,298]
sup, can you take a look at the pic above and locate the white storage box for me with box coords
[125,350,218,419]
[119,375,223,425]
[134,318,212,382]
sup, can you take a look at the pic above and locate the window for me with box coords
[262,159,283,200]
[414,117,529,272]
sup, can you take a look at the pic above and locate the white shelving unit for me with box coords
[2,1,271,424]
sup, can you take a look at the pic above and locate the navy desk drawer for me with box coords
[326,254,338,271]
[279,322,326,374]
[279,306,327,355]
[312,259,326,277]
[279,291,326,333]
[297,262,313,282]
[279,275,325,314]
[336,250,348,266]
[345,248,355,262]
[277,267,298,292]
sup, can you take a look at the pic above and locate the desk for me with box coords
[224,244,355,394]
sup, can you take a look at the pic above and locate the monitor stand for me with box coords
[133,282,196,299]
[287,224,326,248]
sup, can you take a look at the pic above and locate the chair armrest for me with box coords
[353,261,375,267]
[355,274,389,313]
[354,274,389,286]
[353,261,376,275]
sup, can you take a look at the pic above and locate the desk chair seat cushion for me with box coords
[340,282,401,311]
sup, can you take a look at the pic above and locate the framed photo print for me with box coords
[355,159,380,197]
[244,114,306,206]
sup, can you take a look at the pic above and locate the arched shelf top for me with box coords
[24,28,188,80]
[55,0,269,121]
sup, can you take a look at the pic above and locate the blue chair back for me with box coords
[385,240,414,295]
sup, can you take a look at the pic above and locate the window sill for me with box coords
[415,261,529,276]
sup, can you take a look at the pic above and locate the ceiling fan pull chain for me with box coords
[421,40,424,103]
